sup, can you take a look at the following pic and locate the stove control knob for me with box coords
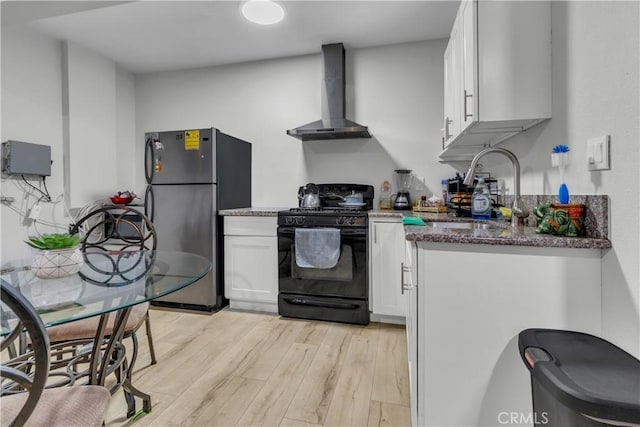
[285,217,293,225]
[336,217,345,225]
[296,217,304,225]
[347,217,357,225]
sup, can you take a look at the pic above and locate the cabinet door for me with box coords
[443,13,463,146]
[370,221,406,317]
[404,241,419,427]
[460,0,476,132]
[224,235,278,303]
[417,244,601,426]
[443,40,455,145]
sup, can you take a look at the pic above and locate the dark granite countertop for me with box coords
[219,203,612,249]
[218,208,284,217]
[374,194,612,249]
[405,223,611,249]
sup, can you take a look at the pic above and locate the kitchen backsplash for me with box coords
[503,195,609,239]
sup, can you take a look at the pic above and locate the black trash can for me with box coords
[518,329,640,427]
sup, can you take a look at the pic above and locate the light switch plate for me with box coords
[587,135,610,171]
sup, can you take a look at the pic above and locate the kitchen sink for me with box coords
[428,221,506,231]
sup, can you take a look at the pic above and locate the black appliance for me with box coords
[102,206,145,241]
[277,184,374,325]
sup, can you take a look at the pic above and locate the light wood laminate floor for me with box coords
[106,308,410,427]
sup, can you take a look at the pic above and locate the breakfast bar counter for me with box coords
[404,224,612,249]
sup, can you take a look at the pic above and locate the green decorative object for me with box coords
[25,233,81,250]
[26,234,83,279]
[533,203,585,237]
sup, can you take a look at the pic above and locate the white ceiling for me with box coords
[4,0,459,74]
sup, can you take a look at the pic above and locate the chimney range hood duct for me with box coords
[287,43,371,141]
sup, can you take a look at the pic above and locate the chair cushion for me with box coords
[0,385,111,427]
[47,302,149,343]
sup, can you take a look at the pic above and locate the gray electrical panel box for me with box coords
[1,141,51,176]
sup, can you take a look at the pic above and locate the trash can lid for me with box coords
[518,329,640,424]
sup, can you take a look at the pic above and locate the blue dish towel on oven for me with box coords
[295,228,341,269]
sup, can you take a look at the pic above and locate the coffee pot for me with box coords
[393,169,414,210]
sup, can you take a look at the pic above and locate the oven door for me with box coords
[277,226,369,324]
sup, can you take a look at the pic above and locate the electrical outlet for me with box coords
[587,135,610,171]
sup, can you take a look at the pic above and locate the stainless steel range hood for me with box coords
[287,43,371,141]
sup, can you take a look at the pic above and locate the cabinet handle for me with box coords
[401,263,413,294]
[464,90,473,120]
[401,263,413,295]
[445,117,453,140]
[374,224,377,244]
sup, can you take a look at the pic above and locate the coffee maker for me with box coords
[393,169,414,210]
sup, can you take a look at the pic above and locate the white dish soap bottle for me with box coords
[471,177,492,220]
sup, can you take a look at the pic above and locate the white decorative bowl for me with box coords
[31,246,84,279]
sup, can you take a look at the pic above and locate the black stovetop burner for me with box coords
[278,183,375,227]
[296,183,375,210]
[288,207,368,214]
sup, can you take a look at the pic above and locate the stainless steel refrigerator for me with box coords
[144,127,251,311]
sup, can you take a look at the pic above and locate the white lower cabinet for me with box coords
[403,241,419,427]
[413,242,602,427]
[369,218,406,323]
[223,216,278,313]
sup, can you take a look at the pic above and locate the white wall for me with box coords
[64,41,117,207]
[115,68,137,191]
[1,26,137,260]
[490,1,639,356]
[135,40,454,208]
[1,25,65,260]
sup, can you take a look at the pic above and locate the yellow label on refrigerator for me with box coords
[184,130,200,150]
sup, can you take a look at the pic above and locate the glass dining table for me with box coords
[0,249,211,418]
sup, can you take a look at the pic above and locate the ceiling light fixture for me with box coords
[241,0,285,25]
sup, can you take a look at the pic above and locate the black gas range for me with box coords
[278,208,369,227]
[277,184,374,325]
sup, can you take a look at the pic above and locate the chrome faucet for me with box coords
[463,147,529,230]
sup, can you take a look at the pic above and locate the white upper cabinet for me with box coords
[443,12,462,142]
[440,0,551,162]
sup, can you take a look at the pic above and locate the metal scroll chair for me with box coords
[49,205,158,365]
[1,281,111,427]
[45,205,158,418]
[45,205,157,369]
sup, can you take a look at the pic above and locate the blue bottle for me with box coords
[471,177,492,220]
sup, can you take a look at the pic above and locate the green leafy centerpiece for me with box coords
[533,203,585,237]
[26,233,84,279]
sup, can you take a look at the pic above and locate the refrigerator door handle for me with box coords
[145,185,155,222]
[144,136,154,184]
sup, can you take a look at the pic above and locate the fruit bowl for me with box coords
[110,191,136,205]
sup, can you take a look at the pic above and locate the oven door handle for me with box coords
[283,297,359,310]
